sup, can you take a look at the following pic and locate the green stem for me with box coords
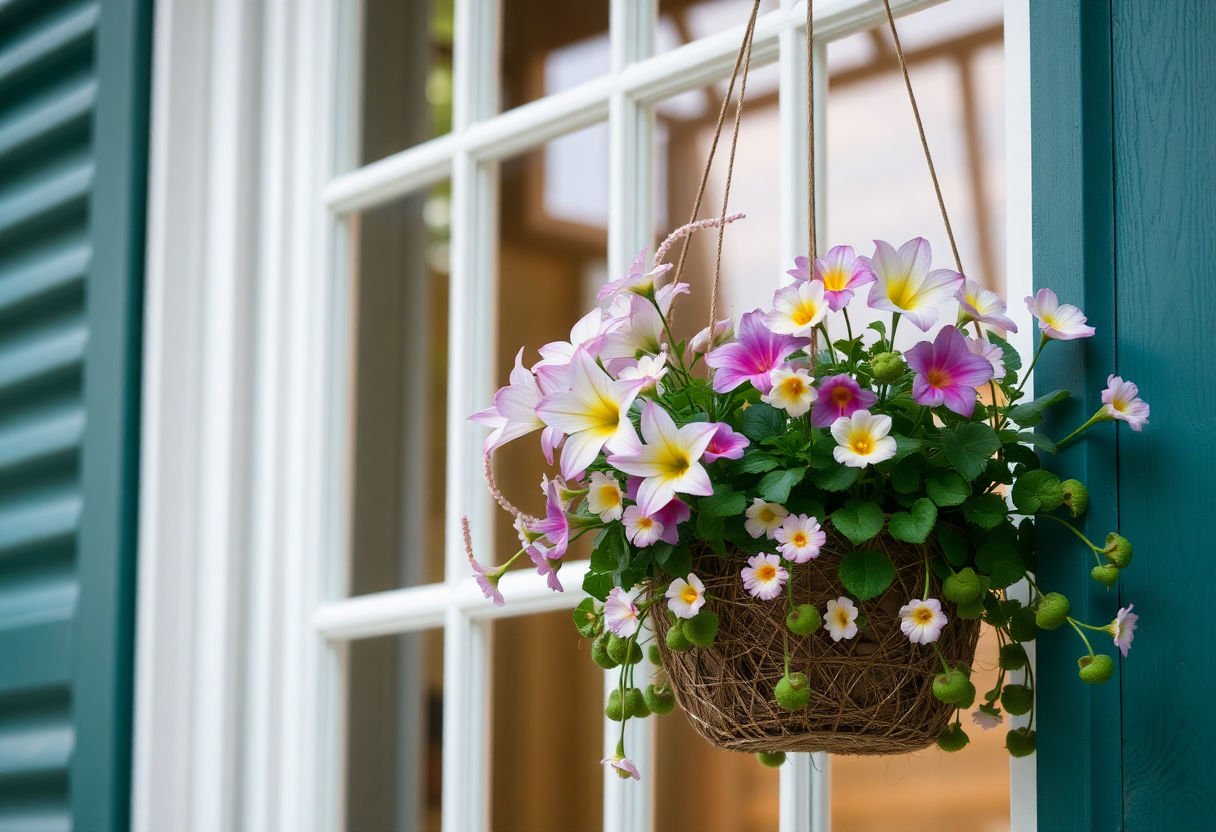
[817,322,837,364]
[1055,410,1110,450]
[1066,616,1097,657]
[1037,514,1104,554]
[1015,335,1048,395]
[843,307,855,342]
[889,312,902,350]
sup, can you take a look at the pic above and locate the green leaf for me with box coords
[582,571,615,601]
[696,510,725,543]
[785,493,826,520]
[830,501,885,545]
[1006,389,1071,427]
[941,422,1002,481]
[893,435,925,460]
[758,467,807,503]
[987,332,1022,378]
[740,403,787,441]
[1003,442,1041,469]
[737,451,781,474]
[1018,431,1057,455]
[868,320,887,337]
[810,463,861,492]
[573,598,599,638]
[925,471,970,507]
[590,526,628,573]
[700,485,747,518]
[656,541,692,577]
[1010,469,1065,514]
[888,497,937,544]
[963,493,1009,529]
[839,548,897,601]
[891,456,923,494]
[937,525,970,567]
[975,541,1026,589]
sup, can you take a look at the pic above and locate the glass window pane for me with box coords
[502,0,610,112]
[491,611,604,830]
[656,0,780,54]
[345,630,445,832]
[352,0,453,168]
[345,183,451,595]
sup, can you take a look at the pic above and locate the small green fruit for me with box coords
[871,351,906,383]
[592,633,619,669]
[605,689,624,721]
[937,723,970,753]
[756,751,787,768]
[648,644,662,666]
[1001,684,1033,716]
[683,611,720,647]
[1008,607,1037,643]
[932,669,971,705]
[624,687,651,718]
[1035,592,1071,630]
[665,621,693,652]
[775,672,811,711]
[1104,533,1133,568]
[1060,479,1089,517]
[1091,564,1120,587]
[1077,653,1115,685]
[1005,727,1037,758]
[644,684,676,715]
[943,568,983,604]
[786,604,822,636]
[998,643,1029,671]
[607,634,628,664]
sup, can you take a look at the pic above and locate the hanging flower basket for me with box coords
[466,0,1148,779]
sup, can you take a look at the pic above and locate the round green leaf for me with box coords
[830,501,885,546]
[1011,469,1065,514]
[925,471,970,507]
[888,498,937,544]
[838,548,896,601]
[963,493,1009,530]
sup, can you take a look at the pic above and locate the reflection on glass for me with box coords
[355,0,453,166]
[657,0,781,54]
[491,124,607,569]
[502,0,610,111]
[347,185,450,594]
[346,630,445,832]
[491,611,604,830]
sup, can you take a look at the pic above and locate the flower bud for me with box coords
[605,689,624,721]
[665,621,693,652]
[690,318,733,355]
[1103,533,1133,568]
[592,633,620,669]
[999,643,1029,671]
[937,723,970,753]
[648,644,663,666]
[1060,479,1089,517]
[1000,684,1033,716]
[943,568,983,604]
[1008,607,1037,643]
[786,603,822,636]
[1035,592,1071,630]
[683,610,720,647]
[1091,564,1120,587]
[624,687,651,718]
[871,351,906,383]
[932,669,972,705]
[644,684,677,715]
[1077,653,1115,685]
[756,751,787,768]
[775,672,811,711]
[1005,727,1037,758]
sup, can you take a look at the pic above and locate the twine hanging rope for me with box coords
[671,0,966,337]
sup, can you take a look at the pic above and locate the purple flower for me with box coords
[526,541,564,592]
[625,477,690,545]
[704,310,804,394]
[469,557,505,606]
[905,326,995,417]
[810,374,878,427]
[1110,604,1138,657]
[1026,288,1096,340]
[530,476,571,558]
[602,754,642,781]
[811,246,876,311]
[702,423,749,462]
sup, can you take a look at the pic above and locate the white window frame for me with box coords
[131,1,1035,831]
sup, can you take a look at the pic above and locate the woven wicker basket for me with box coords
[651,532,980,755]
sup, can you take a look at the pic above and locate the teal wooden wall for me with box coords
[0,0,150,829]
[1033,1,1216,829]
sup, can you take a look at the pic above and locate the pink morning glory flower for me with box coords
[957,277,1018,332]
[810,373,878,428]
[905,325,995,417]
[597,248,673,303]
[604,587,641,637]
[469,557,505,606]
[622,504,665,548]
[773,514,826,563]
[530,476,572,559]
[966,335,1006,378]
[608,401,717,515]
[1025,288,1096,340]
[866,237,965,331]
[704,310,804,394]
[809,245,877,311]
[526,540,564,592]
[625,477,690,545]
[741,553,788,601]
[1102,375,1150,431]
[602,754,642,781]
[702,423,749,463]
[1108,604,1138,657]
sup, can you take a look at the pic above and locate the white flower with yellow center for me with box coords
[1102,375,1150,432]
[762,366,818,417]
[744,498,788,539]
[774,514,826,563]
[740,553,788,601]
[604,587,641,637]
[587,471,624,521]
[766,281,828,337]
[665,573,707,620]
[825,596,859,641]
[607,401,718,515]
[618,352,670,395]
[866,237,964,331]
[898,597,948,644]
[830,409,897,468]
[622,504,664,548]
[536,349,643,480]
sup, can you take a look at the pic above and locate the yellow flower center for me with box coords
[635,517,653,530]
[913,606,935,625]
[758,508,775,523]
[680,585,700,604]
[791,532,807,548]
[781,376,808,396]
[849,431,874,455]
[822,267,849,292]
[926,368,952,389]
[589,393,620,436]
[791,303,821,326]
[833,609,851,628]
[885,276,919,309]
[653,442,692,479]
[756,564,777,581]
[1112,397,1130,413]
[598,485,620,505]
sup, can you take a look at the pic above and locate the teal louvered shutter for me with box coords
[0,0,150,829]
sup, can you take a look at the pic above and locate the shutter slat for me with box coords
[0,327,87,397]
[0,498,81,558]
[0,244,90,316]
[0,618,72,694]
[0,163,93,242]
[0,4,98,90]
[0,79,95,166]
[0,410,83,476]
